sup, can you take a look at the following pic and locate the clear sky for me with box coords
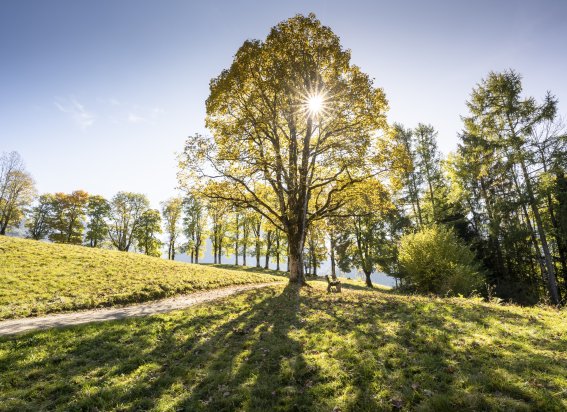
[1,0,566,209]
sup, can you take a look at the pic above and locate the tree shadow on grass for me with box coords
[0,284,324,411]
[0,285,565,411]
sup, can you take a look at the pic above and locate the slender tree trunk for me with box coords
[541,156,567,287]
[556,171,567,287]
[243,243,247,266]
[364,270,373,288]
[312,254,317,276]
[235,239,239,265]
[264,231,272,269]
[520,159,560,304]
[255,239,261,268]
[413,185,424,227]
[426,176,436,222]
[480,178,506,277]
[546,178,567,286]
[275,234,280,271]
[512,169,548,291]
[330,234,337,278]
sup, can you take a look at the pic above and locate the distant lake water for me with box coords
[175,239,397,288]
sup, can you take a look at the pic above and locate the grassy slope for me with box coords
[0,282,565,411]
[0,236,281,320]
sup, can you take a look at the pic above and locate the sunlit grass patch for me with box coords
[0,282,565,411]
[0,236,281,319]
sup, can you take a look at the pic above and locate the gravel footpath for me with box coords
[0,282,281,336]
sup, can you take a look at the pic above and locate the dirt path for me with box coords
[0,282,281,336]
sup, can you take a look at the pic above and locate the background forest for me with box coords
[3,66,566,305]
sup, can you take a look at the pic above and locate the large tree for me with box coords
[48,190,89,244]
[207,199,230,264]
[134,209,163,257]
[182,194,206,263]
[459,70,561,304]
[414,123,445,223]
[107,192,149,251]
[390,124,424,228]
[85,195,110,247]
[162,197,183,260]
[179,14,389,284]
[0,151,35,235]
[25,194,53,240]
[335,179,398,287]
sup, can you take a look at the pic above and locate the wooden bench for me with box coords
[325,275,342,293]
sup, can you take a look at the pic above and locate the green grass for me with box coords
[0,236,282,320]
[1,282,565,411]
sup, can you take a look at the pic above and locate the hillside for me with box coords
[0,236,281,320]
[0,282,565,411]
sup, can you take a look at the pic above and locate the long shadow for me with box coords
[0,284,318,411]
[279,287,565,410]
[173,282,314,410]
[347,293,564,410]
[0,284,565,411]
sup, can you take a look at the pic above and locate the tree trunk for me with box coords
[287,229,306,284]
[275,235,280,271]
[330,235,337,278]
[235,214,240,265]
[364,270,373,288]
[235,239,239,265]
[264,231,272,269]
[480,178,506,277]
[243,243,247,266]
[255,240,261,268]
[512,169,548,292]
[556,171,567,287]
[520,159,560,304]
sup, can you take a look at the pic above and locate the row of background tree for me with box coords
[0,161,293,268]
[2,70,566,304]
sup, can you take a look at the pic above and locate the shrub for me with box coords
[398,225,484,296]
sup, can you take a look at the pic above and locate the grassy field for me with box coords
[0,281,565,411]
[0,236,282,320]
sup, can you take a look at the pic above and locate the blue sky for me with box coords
[1,0,566,208]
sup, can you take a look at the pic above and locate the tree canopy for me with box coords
[179,13,389,284]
